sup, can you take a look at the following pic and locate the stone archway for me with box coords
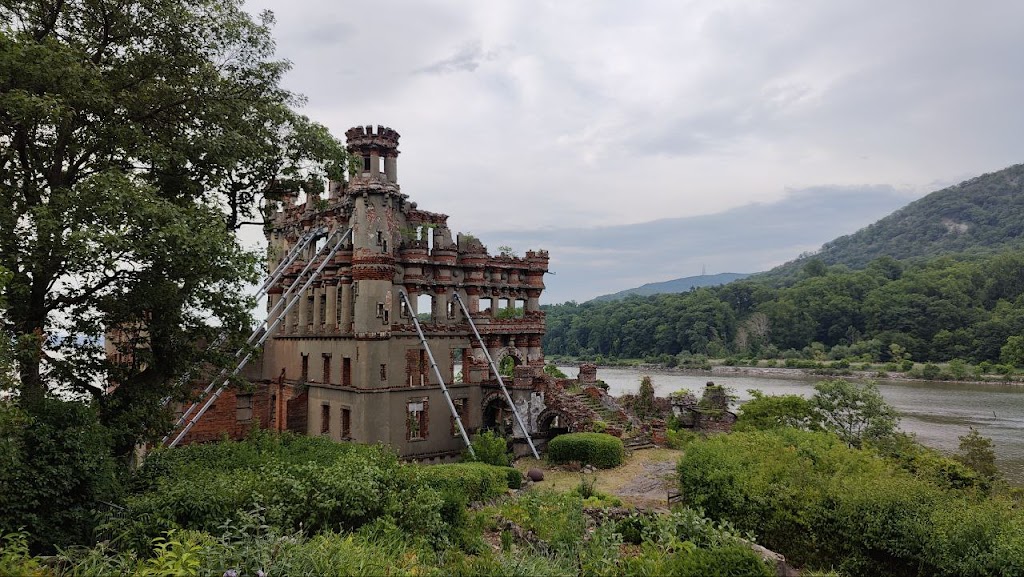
[482,392,513,435]
[492,346,525,368]
[491,346,526,380]
[536,408,569,439]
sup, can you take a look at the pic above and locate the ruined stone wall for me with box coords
[176,382,304,445]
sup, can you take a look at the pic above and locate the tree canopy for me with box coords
[544,250,1024,365]
[0,0,347,455]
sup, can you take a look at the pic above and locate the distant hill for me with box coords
[761,163,1024,281]
[590,273,750,302]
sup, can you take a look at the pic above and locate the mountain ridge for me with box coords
[758,163,1024,281]
[590,272,750,302]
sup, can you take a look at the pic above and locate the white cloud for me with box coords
[241,0,1024,293]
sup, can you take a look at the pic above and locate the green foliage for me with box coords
[734,390,820,432]
[811,379,899,448]
[415,463,512,503]
[678,428,1024,576]
[543,363,569,378]
[505,467,523,490]
[462,430,511,467]
[137,530,206,577]
[498,355,516,376]
[496,306,525,320]
[0,398,120,553]
[955,428,1000,483]
[113,433,456,550]
[1000,335,1024,367]
[543,247,1024,370]
[546,433,625,469]
[665,428,701,450]
[0,531,48,577]
[632,376,656,419]
[0,0,353,456]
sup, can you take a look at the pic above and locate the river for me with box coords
[557,366,1024,484]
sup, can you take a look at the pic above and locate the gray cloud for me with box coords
[239,0,1024,301]
[481,184,918,303]
[413,41,504,75]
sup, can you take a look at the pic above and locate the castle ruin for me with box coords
[174,125,554,460]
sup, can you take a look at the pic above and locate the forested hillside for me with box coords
[543,251,1024,364]
[762,163,1024,283]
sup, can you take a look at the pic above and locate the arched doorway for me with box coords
[536,408,569,439]
[482,393,513,436]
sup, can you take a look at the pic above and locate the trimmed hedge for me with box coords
[546,432,625,468]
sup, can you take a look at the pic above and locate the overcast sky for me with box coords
[243,0,1024,303]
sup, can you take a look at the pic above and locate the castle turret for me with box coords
[346,126,400,344]
[345,125,400,186]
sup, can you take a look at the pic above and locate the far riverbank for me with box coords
[559,362,1024,388]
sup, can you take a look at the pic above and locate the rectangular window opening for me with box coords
[322,354,331,384]
[341,408,351,439]
[301,354,309,382]
[321,404,331,434]
[407,398,428,440]
[342,357,352,386]
[451,398,466,437]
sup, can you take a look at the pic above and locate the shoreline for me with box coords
[567,362,1024,388]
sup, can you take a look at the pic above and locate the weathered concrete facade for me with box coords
[179,126,551,459]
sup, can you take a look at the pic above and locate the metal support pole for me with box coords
[398,290,475,458]
[255,227,325,299]
[452,292,539,459]
[161,227,330,438]
[161,228,344,441]
[166,229,352,447]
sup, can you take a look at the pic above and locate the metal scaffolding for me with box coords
[397,289,475,458]
[451,292,540,459]
[165,228,352,447]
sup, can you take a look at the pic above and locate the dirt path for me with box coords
[516,447,682,510]
[612,457,678,509]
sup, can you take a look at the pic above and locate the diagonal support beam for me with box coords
[452,292,539,459]
[165,228,352,448]
[398,289,475,458]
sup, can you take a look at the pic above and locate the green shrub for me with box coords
[505,467,523,489]
[662,545,774,577]
[0,399,120,553]
[665,428,700,450]
[113,433,464,551]
[461,430,511,467]
[415,462,511,503]
[547,433,625,469]
[677,428,1024,576]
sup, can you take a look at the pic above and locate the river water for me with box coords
[557,366,1024,484]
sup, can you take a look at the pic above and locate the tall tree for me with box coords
[0,0,347,455]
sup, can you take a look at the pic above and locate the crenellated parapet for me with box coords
[345,125,400,151]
